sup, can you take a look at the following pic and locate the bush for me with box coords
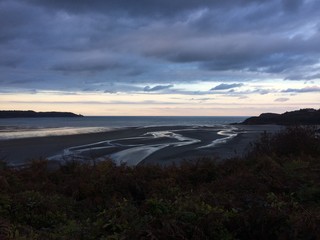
[250,126,320,158]
[0,127,319,239]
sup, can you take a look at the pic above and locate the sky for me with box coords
[0,0,319,116]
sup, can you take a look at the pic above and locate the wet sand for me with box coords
[0,125,283,167]
[141,125,283,166]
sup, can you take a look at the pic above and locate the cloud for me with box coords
[9,79,39,85]
[257,89,272,95]
[282,86,320,93]
[142,32,320,73]
[25,0,266,17]
[285,73,320,81]
[110,100,182,105]
[104,90,117,94]
[282,0,303,12]
[1,0,320,96]
[211,83,243,91]
[0,1,39,43]
[0,60,20,68]
[238,96,249,99]
[4,100,184,105]
[274,97,290,102]
[190,97,213,101]
[51,58,121,73]
[222,87,275,96]
[144,84,173,92]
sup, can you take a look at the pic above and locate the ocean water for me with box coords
[0,116,247,140]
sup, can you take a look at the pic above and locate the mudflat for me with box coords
[0,125,282,167]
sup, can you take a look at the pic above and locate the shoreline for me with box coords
[0,125,283,167]
[141,124,283,166]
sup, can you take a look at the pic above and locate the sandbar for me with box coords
[0,125,283,167]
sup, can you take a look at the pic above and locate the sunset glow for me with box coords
[1,0,319,115]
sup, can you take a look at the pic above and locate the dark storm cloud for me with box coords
[52,59,121,73]
[285,73,320,81]
[10,79,39,85]
[282,0,302,11]
[141,32,320,73]
[0,1,39,43]
[144,85,173,92]
[211,83,243,91]
[1,0,320,93]
[25,0,311,19]
[25,0,266,17]
[0,56,22,68]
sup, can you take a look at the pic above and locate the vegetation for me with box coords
[0,126,320,239]
[241,108,320,125]
[0,111,83,118]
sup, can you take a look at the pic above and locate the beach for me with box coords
[0,124,283,168]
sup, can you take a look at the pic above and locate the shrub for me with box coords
[250,126,320,158]
[0,126,319,239]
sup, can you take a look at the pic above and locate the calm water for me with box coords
[0,116,247,140]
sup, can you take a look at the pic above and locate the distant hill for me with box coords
[241,108,320,125]
[0,110,83,118]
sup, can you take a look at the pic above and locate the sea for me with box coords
[0,116,247,140]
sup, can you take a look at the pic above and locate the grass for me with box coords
[0,126,320,239]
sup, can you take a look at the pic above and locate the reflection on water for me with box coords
[48,126,239,166]
[0,127,112,140]
[0,116,246,140]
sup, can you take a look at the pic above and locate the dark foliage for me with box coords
[242,108,320,125]
[0,127,320,239]
[0,110,83,118]
[249,126,320,157]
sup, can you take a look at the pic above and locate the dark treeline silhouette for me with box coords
[241,108,320,125]
[0,110,83,118]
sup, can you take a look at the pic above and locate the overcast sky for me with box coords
[0,0,319,115]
